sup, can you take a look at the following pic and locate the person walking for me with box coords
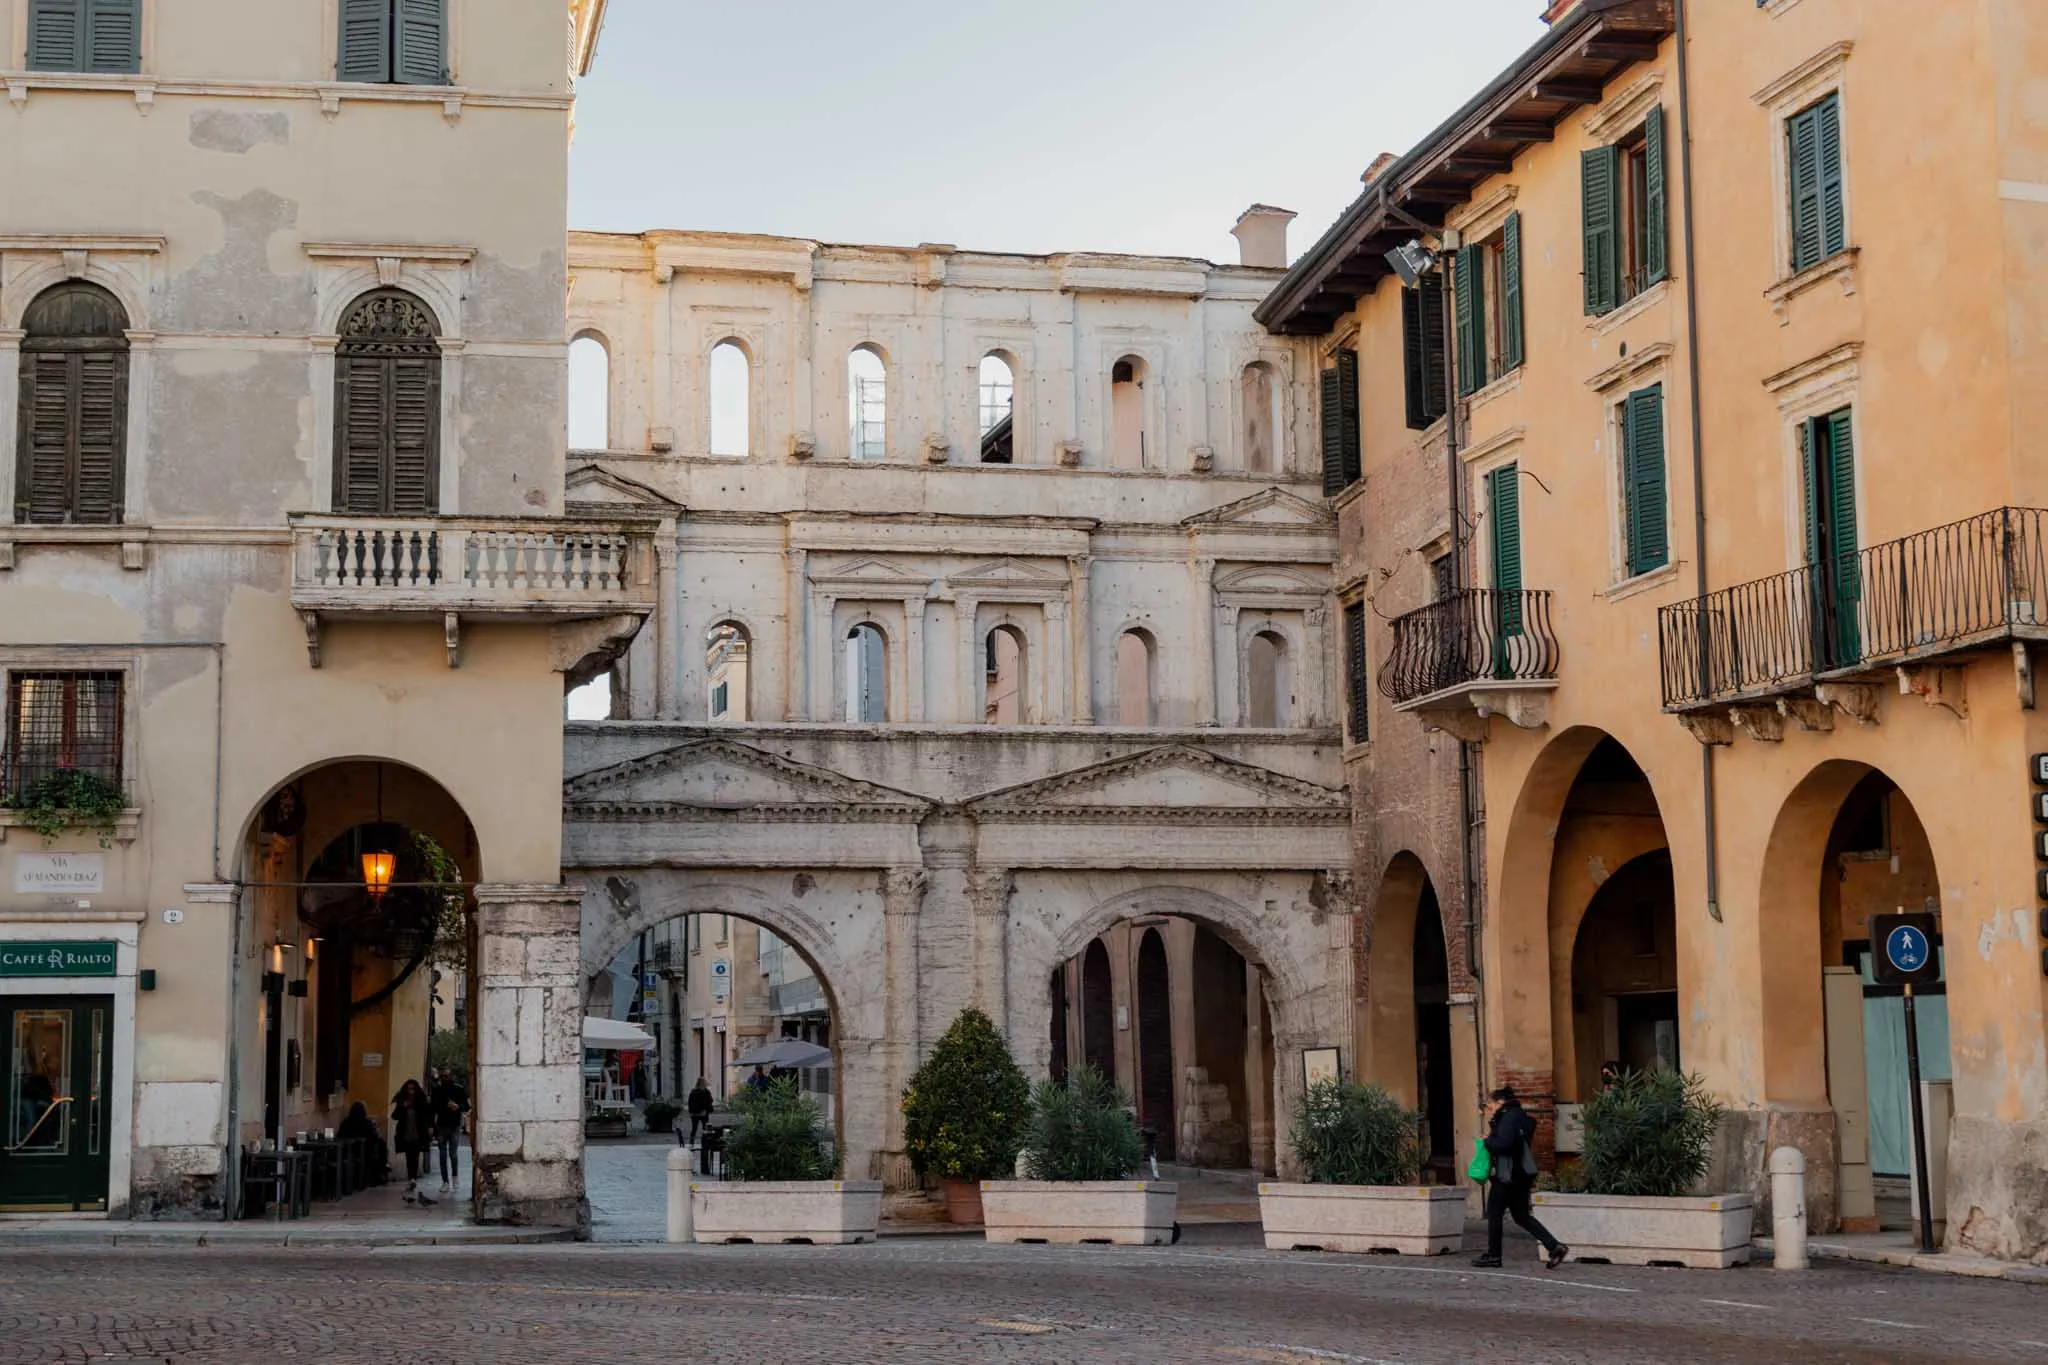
[686,1077,714,1145]
[391,1079,437,1206]
[429,1067,470,1191]
[1472,1085,1568,1269]
[744,1065,771,1094]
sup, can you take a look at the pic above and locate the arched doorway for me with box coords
[1048,915,1272,1173]
[1365,853,1458,1182]
[1413,883,1455,1179]
[1759,762,1948,1234]
[1566,850,1678,1102]
[1136,928,1175,1158]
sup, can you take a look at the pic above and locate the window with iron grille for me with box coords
[4,672,124,796]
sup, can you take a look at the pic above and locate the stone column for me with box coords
[654,534,679,719]
[1217,604,1243,726]
[879,868,926,1188]
[965,868,1013,1035]
[472,884,587,1231]
[1067,554,1094,723]
[1191,556,1218,724]
[1041,600,1069,723]
[650,265,675,448]
[784,548,809,720]
[903,596,927,722]
[1303,603,1329,728]
[1449,992,1484,1216]
[916,816,978,1046]
[810,592,837,720]
[1245,965,1273,1174]
[954,596,980,723]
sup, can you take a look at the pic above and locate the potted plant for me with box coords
[901,1007,1029,1225]
[1533,1069,1752,1268]
[3,767,130,846]
[585,1100,632,1140]
[981,1066,1175,1246]
[642,1097,682,1134]
[1258,1078,1465,1255]
[690,1077,881,1244]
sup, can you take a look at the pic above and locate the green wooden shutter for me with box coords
[338,0,392,82]
[1319,366,1346,496]
[1624,386,1668,575]
[1582,145,1620,315]
[1501,212,1524,373]
[388,354,440,513]
[1825,407,1859,660]
[1401,288,1428,430]
[71,349,125,522]
[82,0,140,73]
[1644,105,1669,285]
[1455,244,1486,396]
[1788,103,1823,272]
[1490,464,1523,637]
[26,0,82,70]
[1816,94,1847,260]
[394,0,448,85]
[1418,274,1448,419]
[1336,347,1361,487]
[1800,418,1821,568]
[1343,601,1368,744]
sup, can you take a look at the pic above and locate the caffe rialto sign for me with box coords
[0,941,118,978]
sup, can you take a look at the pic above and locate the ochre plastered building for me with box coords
[1265,0,2048,1259]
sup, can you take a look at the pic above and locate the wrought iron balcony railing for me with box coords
[1377,588,1561,706]
[1659,506,2048,710]
[290,514,658,617]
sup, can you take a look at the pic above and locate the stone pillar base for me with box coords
[1710,1106,1837,1235]
[1946,1114,2048,1261]
[472,884,589,1235]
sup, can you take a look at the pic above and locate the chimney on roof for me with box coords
[1542,0,1581,22]
[1361,152,1399,187]
[1231,204,1298,270]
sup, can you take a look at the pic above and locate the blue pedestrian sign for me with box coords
[1871,912,1941,986]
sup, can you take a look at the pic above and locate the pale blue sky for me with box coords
[569,0,1552,263]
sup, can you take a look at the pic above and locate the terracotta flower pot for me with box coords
[939,1177,984,1225]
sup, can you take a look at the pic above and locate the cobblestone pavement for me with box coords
[2,1237,2044,1364]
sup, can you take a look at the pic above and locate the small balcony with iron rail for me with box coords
[1377,588,1561,742]
[1657,507,2048,741]
[289,513,661,673]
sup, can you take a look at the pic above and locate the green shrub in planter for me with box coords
[1289,1078,1425,1187]
[642,1098,682,1134]
[1020,1065,1145,1182]
[724,1077,833,1181]
[1576,1068,1722,1198]
[901,1008,1029,1182]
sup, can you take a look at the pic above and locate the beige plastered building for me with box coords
[1264,0,2048,1260]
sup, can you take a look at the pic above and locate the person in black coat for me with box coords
[337,1100,389,1185]
[390,1079,437,1205]
[1473,1085,1568,1269]
[428,1068,470,1191]
[686,1078,714,1145]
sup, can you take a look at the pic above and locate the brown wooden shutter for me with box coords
[72,349,125,521]
[17,354,75,523]
[335,356,389,513]
[388,354,439,514]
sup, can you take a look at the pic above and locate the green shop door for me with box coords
[2,997,113,1212]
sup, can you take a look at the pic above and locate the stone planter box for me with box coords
[980,1180,1177,1245]
[583,1115,630,1140]
[1532,1191,1755,1269]
[1258,1182,1467,1256]
[691,1181,883,1245]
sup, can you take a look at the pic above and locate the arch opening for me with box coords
[706,621,751,722]
[848,345,887,461]
[1116,629,1154,726]
[708,340,750,457]
[1246,629,1289,728]
[334,288,442,515]
[844,623,888,723]
[984,624,1028,724]
[1110,355,1147,469]
[17,281,130,525]
[567,334,610,451]
[979,353,1016,464]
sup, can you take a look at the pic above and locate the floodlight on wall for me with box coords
[1386,239,1440,289]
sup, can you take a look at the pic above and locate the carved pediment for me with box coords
[1183,487,1336,530]
[565,463,682,512]
[1214,564,1328,597]
[565,739,929,821]
[949,557,1068,587]
[816,557,924,582]
[966,744,1349,823]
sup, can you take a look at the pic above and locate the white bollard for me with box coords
[1770,1145,1808,1270]
[666,1147,695,1244]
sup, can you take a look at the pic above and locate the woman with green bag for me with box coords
[1471,1085,1567,1269]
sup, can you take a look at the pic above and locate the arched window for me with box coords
[709,340,750,457]
[568,334,610,451]
[1246,629,1290,728]
[707,622,750,721]
[565,669,615,721]
[1116,629,1155,726]
[979,353,1016,464]
[984,624,1029,723]
[844,623,887,723]
[1241,362,1279,474]
[16,282,129,524]
[334,288,441,514]
[1110,355,1147,469]
[848,346,886,461]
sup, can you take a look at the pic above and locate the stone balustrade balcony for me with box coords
[289,513,659,671]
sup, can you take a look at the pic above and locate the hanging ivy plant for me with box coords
[3,768,129,846]
[410,829,470,976]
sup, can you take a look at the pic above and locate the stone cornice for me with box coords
[966,742,1349,813]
